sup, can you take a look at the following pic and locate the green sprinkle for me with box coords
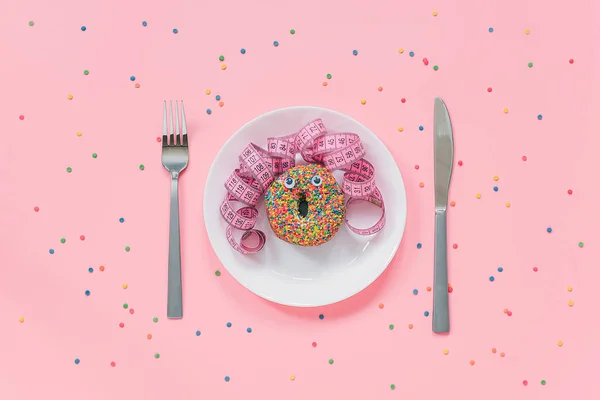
[153,317,158,323]
[578,242,584,248]
[215,270,221,277]
[219,55,224,61]
[83,70,89,75]
[66,167,72,173]
[541,380,546,385]
[290,29,295,35]
[528,62,533,68]
[390,384,396,390]
[60,238,66,244]
[125,246,131,252]
[139,164,145,170]
[433,65,439,71]
[92,153,97,158]
[123,303,128,309]
[28,21,34,26]
[328,359,334,365]
[154,353,160,359]
[389,324,394,330]
[326,73,332,79]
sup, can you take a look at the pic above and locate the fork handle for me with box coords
[167,172,183,319]
[433,209,449,333]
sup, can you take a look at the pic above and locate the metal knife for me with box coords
[432,97,454,333]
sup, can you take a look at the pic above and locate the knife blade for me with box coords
[432,97,454,333]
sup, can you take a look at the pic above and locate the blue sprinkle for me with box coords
[216,95,221,101]
[489,27,494,33]
[226,322,232,327]
[497,267,503,272]
[273,40,279,47]
[119,217,125,223]
[88,267,93,273]
[81,26,86,31]
[352,49,358,55]
[493,186,499,192]
[319,314,324,320]
[49,248,55,254]
[206,109,212,115]
[413,289,418,295]
[240,48,246,54]
[85,290,90,296]
[74,358,80,364]
[409,51,415,57]
[224,376,230,382]
[172,28,178,34]
[537,114,543,120]
[196,330,201,336]
[417,243,422,249]
[547,227,552,233]
[424,311,430,317]
[142,21,147,27]
[489,276,495,282]
[418,126,424,131]
[246,327,252,333]
[130,76,136,81]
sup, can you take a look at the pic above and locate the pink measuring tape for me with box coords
[221,119,386,254]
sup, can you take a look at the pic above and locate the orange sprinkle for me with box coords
[99,266,105,271]
[426,286,432,292]
[408,324,413,329]
[219,101,224,107]
[135,83,140,88]
[419,182,424,188]
[500,352,505,357]
[322,81,328,86]
[360,99,367,105]
[147,334,152,340]
[377,86,383,92]
[469,360,475,366]
[221,63,227,70]
[378,303,384,309]
[450,200,456,206]
[492,348,497,354]
[503,308,508,314]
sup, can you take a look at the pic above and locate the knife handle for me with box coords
[433,209,450,333]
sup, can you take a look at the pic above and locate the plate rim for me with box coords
[203,105,407,307]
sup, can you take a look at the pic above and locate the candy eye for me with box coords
[284,177,296,189]
[310,175,322,186]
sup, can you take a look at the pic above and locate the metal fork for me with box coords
[162,100,189,319]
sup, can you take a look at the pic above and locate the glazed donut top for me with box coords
[264,164,346,247]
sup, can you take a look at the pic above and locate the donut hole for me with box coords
[298,193,309,218]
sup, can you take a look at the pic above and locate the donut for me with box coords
[264,163,346,246]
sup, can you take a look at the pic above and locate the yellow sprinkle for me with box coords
[221,64,227,70]
[525,29,531,35]
[567,286,573,292]
[505,202,511,208]
[360,99,367,105]
[432,10,438,16]
[122,284,128,289]
[568,300,574,307]
[67,94,74,100]
[205,89,211,95]
[398,48,404,54]
[503,107,509,114]
[76,132,82,137]
[397,127,404,132]
[493,176,499,181]
[443,349,449,355]
[19,317,24,323]
[290,375,295,381]
[476,193,481,199]
[557,340,563,347]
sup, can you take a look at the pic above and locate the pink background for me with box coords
[2,0,600,398]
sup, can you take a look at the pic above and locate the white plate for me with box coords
[204,106,407,307]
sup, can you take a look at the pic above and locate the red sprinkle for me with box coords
[507,311,513,316]
[522,156,527,161]
[414,165,419,170]
[533,267,538,272]
[487,87,492,92]
[422,58,429,66]
[129,309,135,314]
[312,342,317,347]
[569,59,574,64]
[448,286,453,293]
[457,160,463,166]
[79,235,85,241]
[523,380,528,386]
[156,137,162,142]
[401,98,406,103]
[19,115,24,120]
[110,361,116,367]
[33,206,39,212]
[567,189,573,195]
[452,244,458,249]
[119,322,125,328]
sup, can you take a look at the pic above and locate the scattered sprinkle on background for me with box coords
[1,0,597,399]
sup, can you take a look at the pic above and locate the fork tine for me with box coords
[175,101,181,146]
[162,101,168,147]
[181,101,188,147]
[169,100,175,146]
